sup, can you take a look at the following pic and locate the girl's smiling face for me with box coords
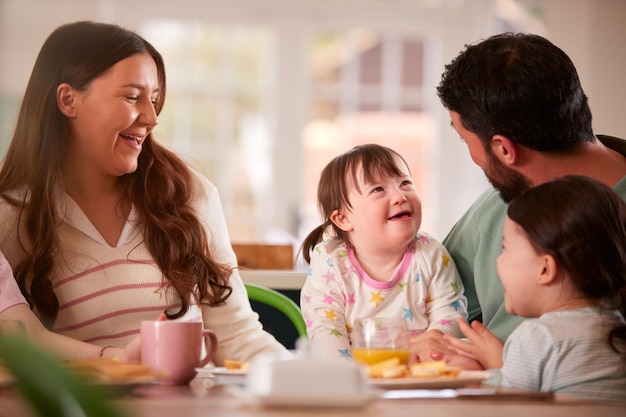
[333,158,422,255]
[497,216,546,317]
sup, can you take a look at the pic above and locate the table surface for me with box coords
[1,376,624,417]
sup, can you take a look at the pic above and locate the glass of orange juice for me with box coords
[351,317,410,366]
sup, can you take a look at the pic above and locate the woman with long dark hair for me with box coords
[0,21,286,363]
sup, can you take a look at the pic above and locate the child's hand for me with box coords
[443,318,503,370]
[409,329,484,370]
[445,353,484,370]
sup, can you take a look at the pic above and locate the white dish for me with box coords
[195,366,247,376]
[196,366,248,377]
[368,370,492,390]
[195,366,247,385]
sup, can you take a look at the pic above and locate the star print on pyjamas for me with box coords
[450,300,462,311]
[329,328,342,337]
[323,269,336,284]
[343,292,356,305]
[442,253,450,267]
[370,290,384,307]
[339,349,351,358]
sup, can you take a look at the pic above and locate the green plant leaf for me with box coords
[0,335,128,417]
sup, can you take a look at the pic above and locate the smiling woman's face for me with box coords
[62,52,160,179]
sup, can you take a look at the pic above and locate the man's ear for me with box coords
[490,134,518,166]
[57,83,78,118]
[330,209,353,232]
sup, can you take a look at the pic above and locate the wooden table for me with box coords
[1,377,624,417]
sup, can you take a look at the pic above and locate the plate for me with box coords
[195,366,247,376]
[194,366,247,385]
[382,387,554,401]
[368,370,492,390]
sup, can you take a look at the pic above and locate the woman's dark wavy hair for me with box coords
[0,21,232,325]
[507,175,626,354]
[300,144,409,264]
[437,32,594,152]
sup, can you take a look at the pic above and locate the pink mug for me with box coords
[140,320,217,385]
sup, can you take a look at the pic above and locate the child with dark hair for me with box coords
[445,175,626,401]
[300,144,467,360]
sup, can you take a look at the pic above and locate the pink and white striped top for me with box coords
[0,171,286,364]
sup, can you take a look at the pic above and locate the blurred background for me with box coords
[1,0,625,268]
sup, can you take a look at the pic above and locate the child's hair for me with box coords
[300,144,411,264]
[507,175,626,353]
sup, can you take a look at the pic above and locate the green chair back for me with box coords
[244,283,307,338]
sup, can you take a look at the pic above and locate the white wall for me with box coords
[541,0,626,138]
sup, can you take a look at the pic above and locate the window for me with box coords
[142,21,277,240]
[300,29,438,240]
[142,22,440,254]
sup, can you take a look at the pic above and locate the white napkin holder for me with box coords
[246,352,367,397]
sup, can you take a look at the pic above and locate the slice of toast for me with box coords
[223,359,249,371]
[66,358,162,382]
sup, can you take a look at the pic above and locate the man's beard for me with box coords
[484,152,531,203]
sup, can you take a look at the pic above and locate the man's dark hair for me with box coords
[437,32,594,151]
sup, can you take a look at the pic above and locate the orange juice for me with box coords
[352,348,410,366]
